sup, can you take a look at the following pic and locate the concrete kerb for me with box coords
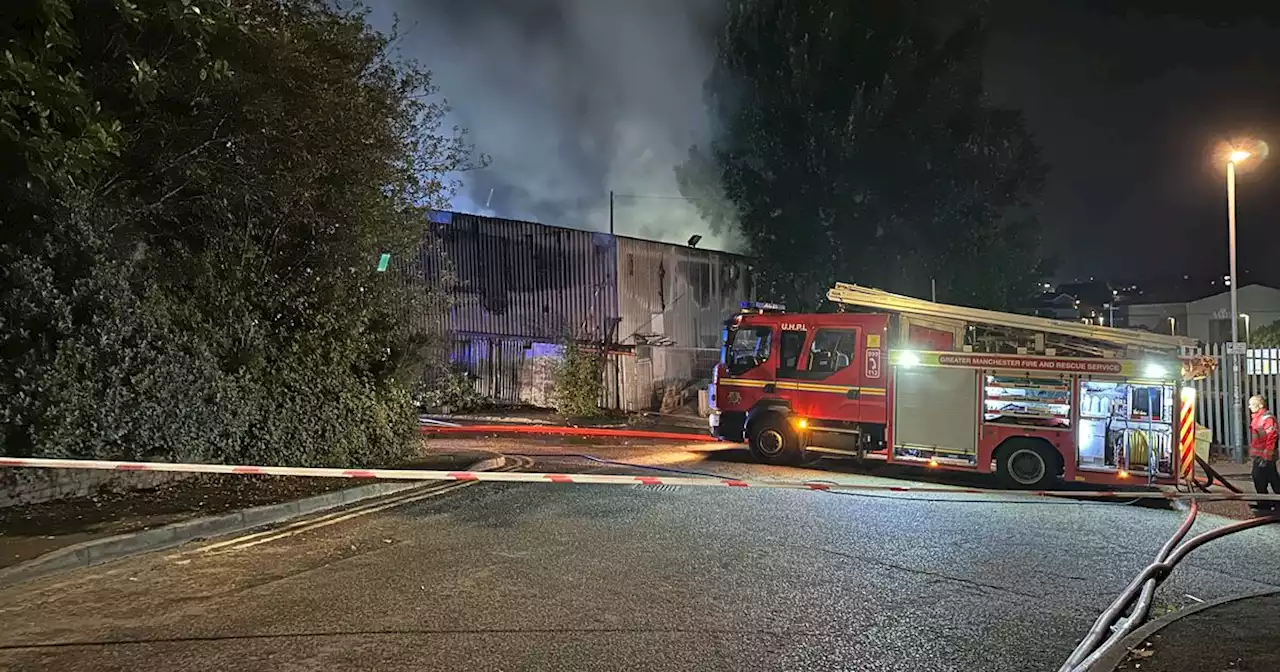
[1086,587,1280,671]
[422,414,632,429]
[423,414,554,426]
[0,453,506,589]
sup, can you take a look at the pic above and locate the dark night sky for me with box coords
[985,1,1280,287]
[375,1,1280,290]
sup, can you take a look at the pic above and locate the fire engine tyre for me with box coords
[747,415,807,465]
[996,439,1061,489]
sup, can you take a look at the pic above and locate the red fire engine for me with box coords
[708,283,1214,489]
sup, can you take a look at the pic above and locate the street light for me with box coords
[1221,139,1266,460]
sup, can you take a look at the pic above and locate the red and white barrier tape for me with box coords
[2,456,1278,501]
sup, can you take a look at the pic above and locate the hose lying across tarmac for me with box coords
[1194,454,1244,494]
[1059,501,1280,671]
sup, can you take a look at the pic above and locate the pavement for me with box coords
[1112,592,1280,671]
[1196,458,1267,519]
[0,438,1277,671]
[0,450,503,586]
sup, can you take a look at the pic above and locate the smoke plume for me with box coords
[369,0,741,251]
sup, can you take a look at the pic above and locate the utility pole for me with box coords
[608,190,614,236]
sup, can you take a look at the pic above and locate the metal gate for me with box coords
[1193,343,1280,446]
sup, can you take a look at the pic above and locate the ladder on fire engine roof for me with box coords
[826,283,1199,354]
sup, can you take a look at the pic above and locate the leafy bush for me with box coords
[551,341,604,418]
[415,365,485,413]
[1,0,471,466]
[1253,320,1280,348]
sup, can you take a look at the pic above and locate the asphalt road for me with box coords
[1,443,1277,672]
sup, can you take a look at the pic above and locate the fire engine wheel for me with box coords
[996,440,1059,489]
[747,416,807,465]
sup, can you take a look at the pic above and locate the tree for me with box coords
[677,0,1048,310]
[1,0,472,465]
[550,340,605,418]
[1252,319,1280,348]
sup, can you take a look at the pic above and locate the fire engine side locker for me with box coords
[889,364,981,464]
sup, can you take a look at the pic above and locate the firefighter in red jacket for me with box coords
[1248,395,1280,513]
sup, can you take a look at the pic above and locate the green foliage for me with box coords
[1,0,471,466]
[415,364,485,413]
[551,341,604,418]
[1252,320,1280,348]
[678,0,1049,310]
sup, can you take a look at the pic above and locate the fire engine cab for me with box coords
[708,283,1214,489]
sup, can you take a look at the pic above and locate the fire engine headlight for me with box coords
[793,417,808,430]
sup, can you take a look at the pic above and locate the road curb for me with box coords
[0,453,505,589]
[423,414,554,425]
[421,424,716,441]
[1088,587,1280,671]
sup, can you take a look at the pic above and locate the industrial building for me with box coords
[419,211,753,411]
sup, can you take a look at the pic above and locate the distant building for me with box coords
[1034,292,1083,321]
[1033,281,1123,326]
[1126,284,1280,342]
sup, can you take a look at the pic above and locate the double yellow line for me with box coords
[188,455,531,556]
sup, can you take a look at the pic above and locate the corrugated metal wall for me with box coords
[615,237,752,348]
[397,231,450,337]
[433,211,620,342]
[411,212,750,411]
[615,238,752,411]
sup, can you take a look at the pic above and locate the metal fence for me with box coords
[1193,343,1280,447]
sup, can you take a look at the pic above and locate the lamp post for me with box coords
[1226,149,1250,461]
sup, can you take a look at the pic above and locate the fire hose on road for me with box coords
[1059,502,1280,671]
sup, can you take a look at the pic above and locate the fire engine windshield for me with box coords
[726,325,772,374]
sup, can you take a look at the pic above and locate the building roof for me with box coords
[1129,283,1280,307]
[432,209,752,261]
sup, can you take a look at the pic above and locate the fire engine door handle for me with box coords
[845,389,861,399]
[763,383,777,393]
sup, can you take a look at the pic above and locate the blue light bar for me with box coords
[741,300,786,311]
